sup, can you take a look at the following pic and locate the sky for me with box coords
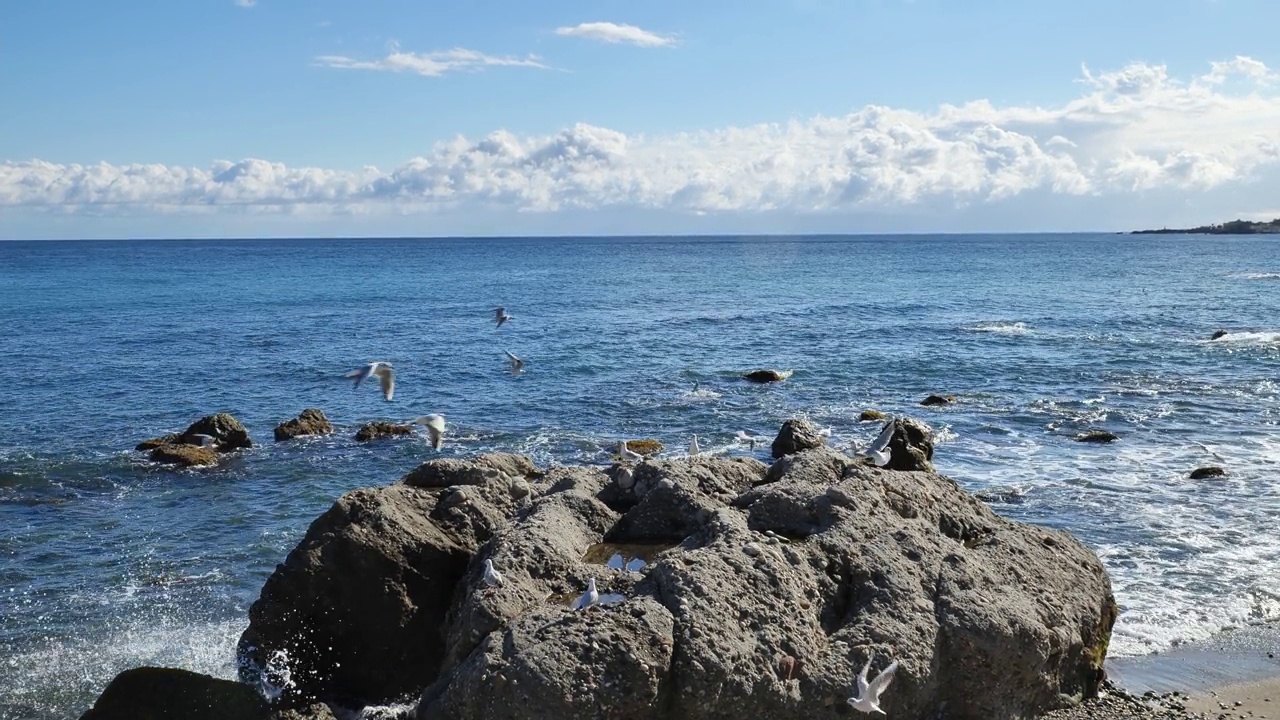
[4,0,1280,238]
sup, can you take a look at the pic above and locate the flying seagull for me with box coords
[572,577,599,611]
[482,558,503,588]
[848,655,899,715]
[494,307,514,328]
[505,349,524,374]
[689,434,701,456]
[412,414,446,450]
[734,430,762,450]
[618,441,643,463]
[854,421,895,468]
[345,361,395,401]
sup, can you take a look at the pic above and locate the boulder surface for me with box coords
[274,409,333,442]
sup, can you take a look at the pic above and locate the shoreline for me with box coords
[1108,622,1280,696]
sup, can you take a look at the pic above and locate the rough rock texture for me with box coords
[136,412,253,466]
[1189,466,1226,480]
[921,394,957,406]
[744,369,793,383]
[1076,430,1120,444]
[356,422,415,442]
[1038,684,1209,720]
[274,409,334,442]
[884,417,936,472]
[237,454,541,707]
[605,457,768,543]
[1211,329,1229,340]
[858,409,887,422]
[78,666,268,720]
[621,439,664,457]
[770,418,827,458]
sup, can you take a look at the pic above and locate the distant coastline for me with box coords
[1132,218,1280,235]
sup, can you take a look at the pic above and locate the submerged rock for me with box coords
[921,394,956,406]
[274,409,333,442]
[770,418,827,458]
[1211,329,1229,340]
[148,444,219,468]
[78,666,267,720]
[1075,430,1119,444]
[1189,466,1226,480]
[620,439,664,457]
[355,421,414,442]
[743,369,794,383]
[859,409,887,422]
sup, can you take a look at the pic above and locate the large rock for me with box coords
[148,444,219,467]
[744,369,793,383]
[274,409,333,442]
[79,667,267,720]
[184,413,254,450]
[770,418,826,458]
[237,455,540,707]
[136,412,253,466]
[605,457,767,543]
[885,417,936,472]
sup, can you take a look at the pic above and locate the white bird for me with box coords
[618,441,643,462]
[572,577,599,611]
[412,414,446,450]
[482,558,503,588]
[818,427,833,439]
[689,434,701,456]
[494,307,514,328]
[505,349,524,374]
[848,655,899,714]
[189,433,218,448]
[345,361,395,401]
[854,421,895,468]
[734,430,762,450]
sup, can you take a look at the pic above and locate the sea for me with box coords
[1,234,1279,719]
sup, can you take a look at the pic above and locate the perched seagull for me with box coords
[482,559,504,588]
[572,577,599,611]
[618,441,643,463]
[345,361,395,401]
[734,430,762,450]
[189,433,218,448]
[818,427,833,439]
[504,349,524,374]
[848,655,899,715]
[494,307,514,328]
[854,421,895,468]
[689,434,702,456]
[412,414,447,450]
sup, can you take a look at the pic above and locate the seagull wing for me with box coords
[417,414,445,449]
[869,421,896,454]
[373,365,395,401]
[345,365,371,386]
[868,660,898,699]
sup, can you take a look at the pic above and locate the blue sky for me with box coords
[4,0,1280,238]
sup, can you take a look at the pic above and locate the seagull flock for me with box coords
[344,305,902,712]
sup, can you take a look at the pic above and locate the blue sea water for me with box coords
[2,234,1280,719]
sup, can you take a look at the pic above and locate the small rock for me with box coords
[743,369,794,383]
[148,444,219,468]
[921,394,956,406]
[742,543,762,557]
[355,422,414,442]
[1211,329,1229,340]
[1075,430,1119,444]
[1190,466,1226,480]
[770,418,827,458]
[621,439,664,456]
[859,409,888,421]
[274,408,333,442]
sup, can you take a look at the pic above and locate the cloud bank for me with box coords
[316,46,548,77]
[5,58,1280,226]
[553,22,677,48]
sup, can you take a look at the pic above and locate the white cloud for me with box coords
[6,57,1280,226]
[316,45,548,77]
[554,21,676,48]
[235,0,255,7]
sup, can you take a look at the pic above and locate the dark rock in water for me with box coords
[182,413,254,450]
[770,418,827,458]
[1210,329,1229,340]
[274,408,333,442]
[355,421,414,442]
[78,666,267,720]
[859,409,887,421]
[148,444,219,468]
[1075,430,1119,444]
[743,369,793,383]
[135,434,180,451]
[1189,466,1226,479]
[620,438,663,457]
[237,455,541,707]
[885,417,936,472]
[921,394,956,406]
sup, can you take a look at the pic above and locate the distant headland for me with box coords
[1132,218,1280,235]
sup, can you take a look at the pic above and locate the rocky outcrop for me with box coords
[136,413,253,467]
[770,418,827,458]
[274,409,333,442]
[1189,466,1226,479]
[237,455,541,707]
[744,369,794,383]
[620,439,664,457]
[921,394,956,406]
[79,667,268,720]
[1210,329,1229,340]
[355,422,414,442]
[1075,430,1119,444]
[884,417,936,472]
[97,421,1116,720]
[859,409,887,422]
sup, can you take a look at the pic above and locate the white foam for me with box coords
[964,321,1030,335]
[1208,331,1280,345]
[1236,272,1280,280]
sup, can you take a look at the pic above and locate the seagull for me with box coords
[853,421,895,468]
[572,577,599,611]
[618,441,643,463]
[482,559,503,588]
[189,433,218,448]
[848,655,899,714]
[345,361,395,401]
[412,414,446,450]
[494,307,514,328]
[734,430,762,450]
[689,434,701,456]
[504,349,524,374]
[818,427,833,439]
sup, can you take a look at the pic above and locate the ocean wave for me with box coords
[963,321,1030,335]
[1236,272,1280,280]
[1207,331,1280,344]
